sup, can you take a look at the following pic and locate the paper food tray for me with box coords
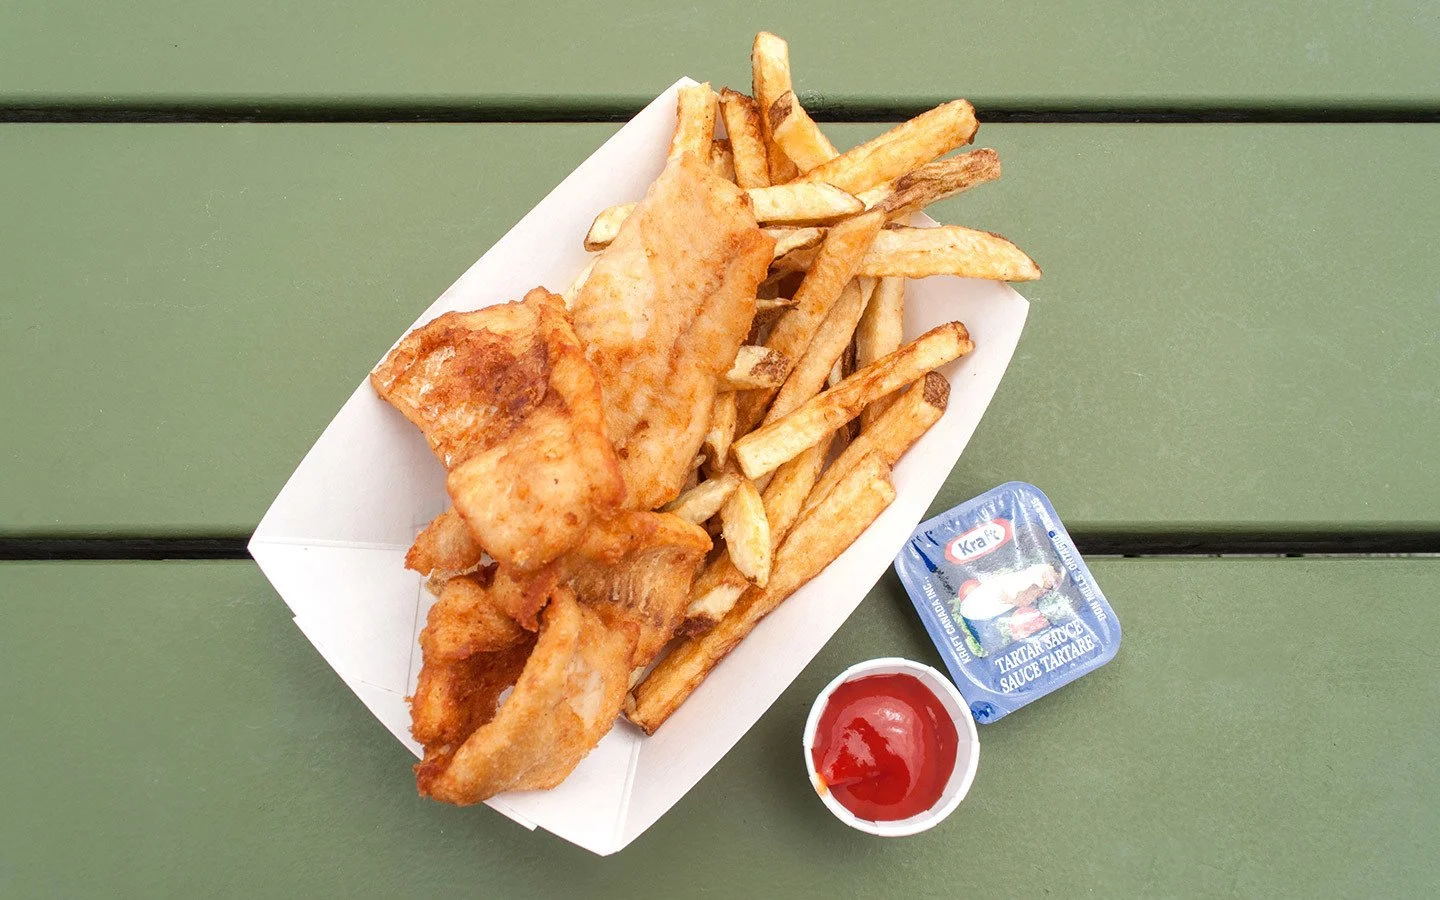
[250,78,1029,855]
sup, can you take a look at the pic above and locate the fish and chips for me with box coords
[371,31,1039,805]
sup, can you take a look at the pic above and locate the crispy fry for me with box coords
[802,100,978,195]
[857,225,1041,280]
[704,391,737,469]
[769,90,839,174]
[751,31,800,183]
[723,344,790,390]
[856,276,906,428]
[583,203,635,252]
[856,148,1001,219]
[709,138,737,182]
[747,182,862,224]
[751,295,798,334]
[721,476,771,587]
[763,226,825,258]
[669,83,718,163]
[719,88,770,189]
[681,435,830,632]
[733,322,973,478]
[755,295,799,315]
[766,277,872,424]
[630,452,895,733]
[736,210,885,433]
[827,328,856,389]
[804,371,949,515]
[561,256,599,309]
[769,243,822,273]
[661,471,741,525]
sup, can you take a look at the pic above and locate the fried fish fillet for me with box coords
[372,288,625,572]
[572,153,774,510]
[415,586,636,804]
[559,511,712,668]
[405,508,484,583]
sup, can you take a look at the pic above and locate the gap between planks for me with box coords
[1,102,1438,125]
[2,533,1439,561]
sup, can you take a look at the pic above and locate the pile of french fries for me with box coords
[571,32,1039,734]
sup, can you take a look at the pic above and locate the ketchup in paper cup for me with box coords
[803,658,979,836]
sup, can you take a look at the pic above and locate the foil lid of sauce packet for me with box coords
[894,482,1121,723]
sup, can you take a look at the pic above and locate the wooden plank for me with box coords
[0,558,1435,894]
[1,3,1437,111]
[1,123,1437,535]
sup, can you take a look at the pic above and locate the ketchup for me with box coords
[810,673,958,822]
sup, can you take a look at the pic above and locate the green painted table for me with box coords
[2,2,1437,111]
[3,124,1437,536]
[3,8,1438,896]
[1,560,1436,896]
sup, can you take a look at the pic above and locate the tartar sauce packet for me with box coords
[894,482,1120,723]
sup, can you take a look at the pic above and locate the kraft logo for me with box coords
[945,519,1013,563]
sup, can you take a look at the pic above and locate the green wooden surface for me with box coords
[1,2,1437,110]
[0,558,1435,896]
[3,123,1437,536]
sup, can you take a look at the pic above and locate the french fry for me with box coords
[719,88,770,189]
[804,371,949,515]
[709,138,737,182]
[703,391,738,470]
[736,210,885,433]
[583,203,635,252]
[630,451,896,733]
[561,256,599,309]
[755,296,799,315]
[723,345,790,390]
[733,322,974,478]
[682,435,831,633]
[769,243,822,274]
[763,226,825,259]
[802,99,978,195]
[857,225,1041,280]
[753,296,799,332]
[826,352,845,390]
[856,276,905,428]
[661,471,741,525]
[721,477,771,587]
[765,277,872,424]
[747,182,862,224]
[768,90,839,174]
[751,31,800,183]
[856,148,1001,219]
[669,82,718,162]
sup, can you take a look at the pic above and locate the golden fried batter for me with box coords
[405,508,483,581]
[373,288,625,572]
[572,154,774,509]
[415,587,636,804]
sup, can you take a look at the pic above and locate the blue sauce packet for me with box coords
[893,482,1121,723]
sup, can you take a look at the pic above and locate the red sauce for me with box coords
[810,673,959,822]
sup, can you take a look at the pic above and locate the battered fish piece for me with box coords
[372,288,625,572]
[405,508,483,584]
[481,510,710,647]
[421,573,528,661]
[416,587,636,804]
[572,154,774,510]
[411,639,534,750]
[560,511,712,668]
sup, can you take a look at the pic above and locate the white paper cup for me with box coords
[802,657,980,836]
